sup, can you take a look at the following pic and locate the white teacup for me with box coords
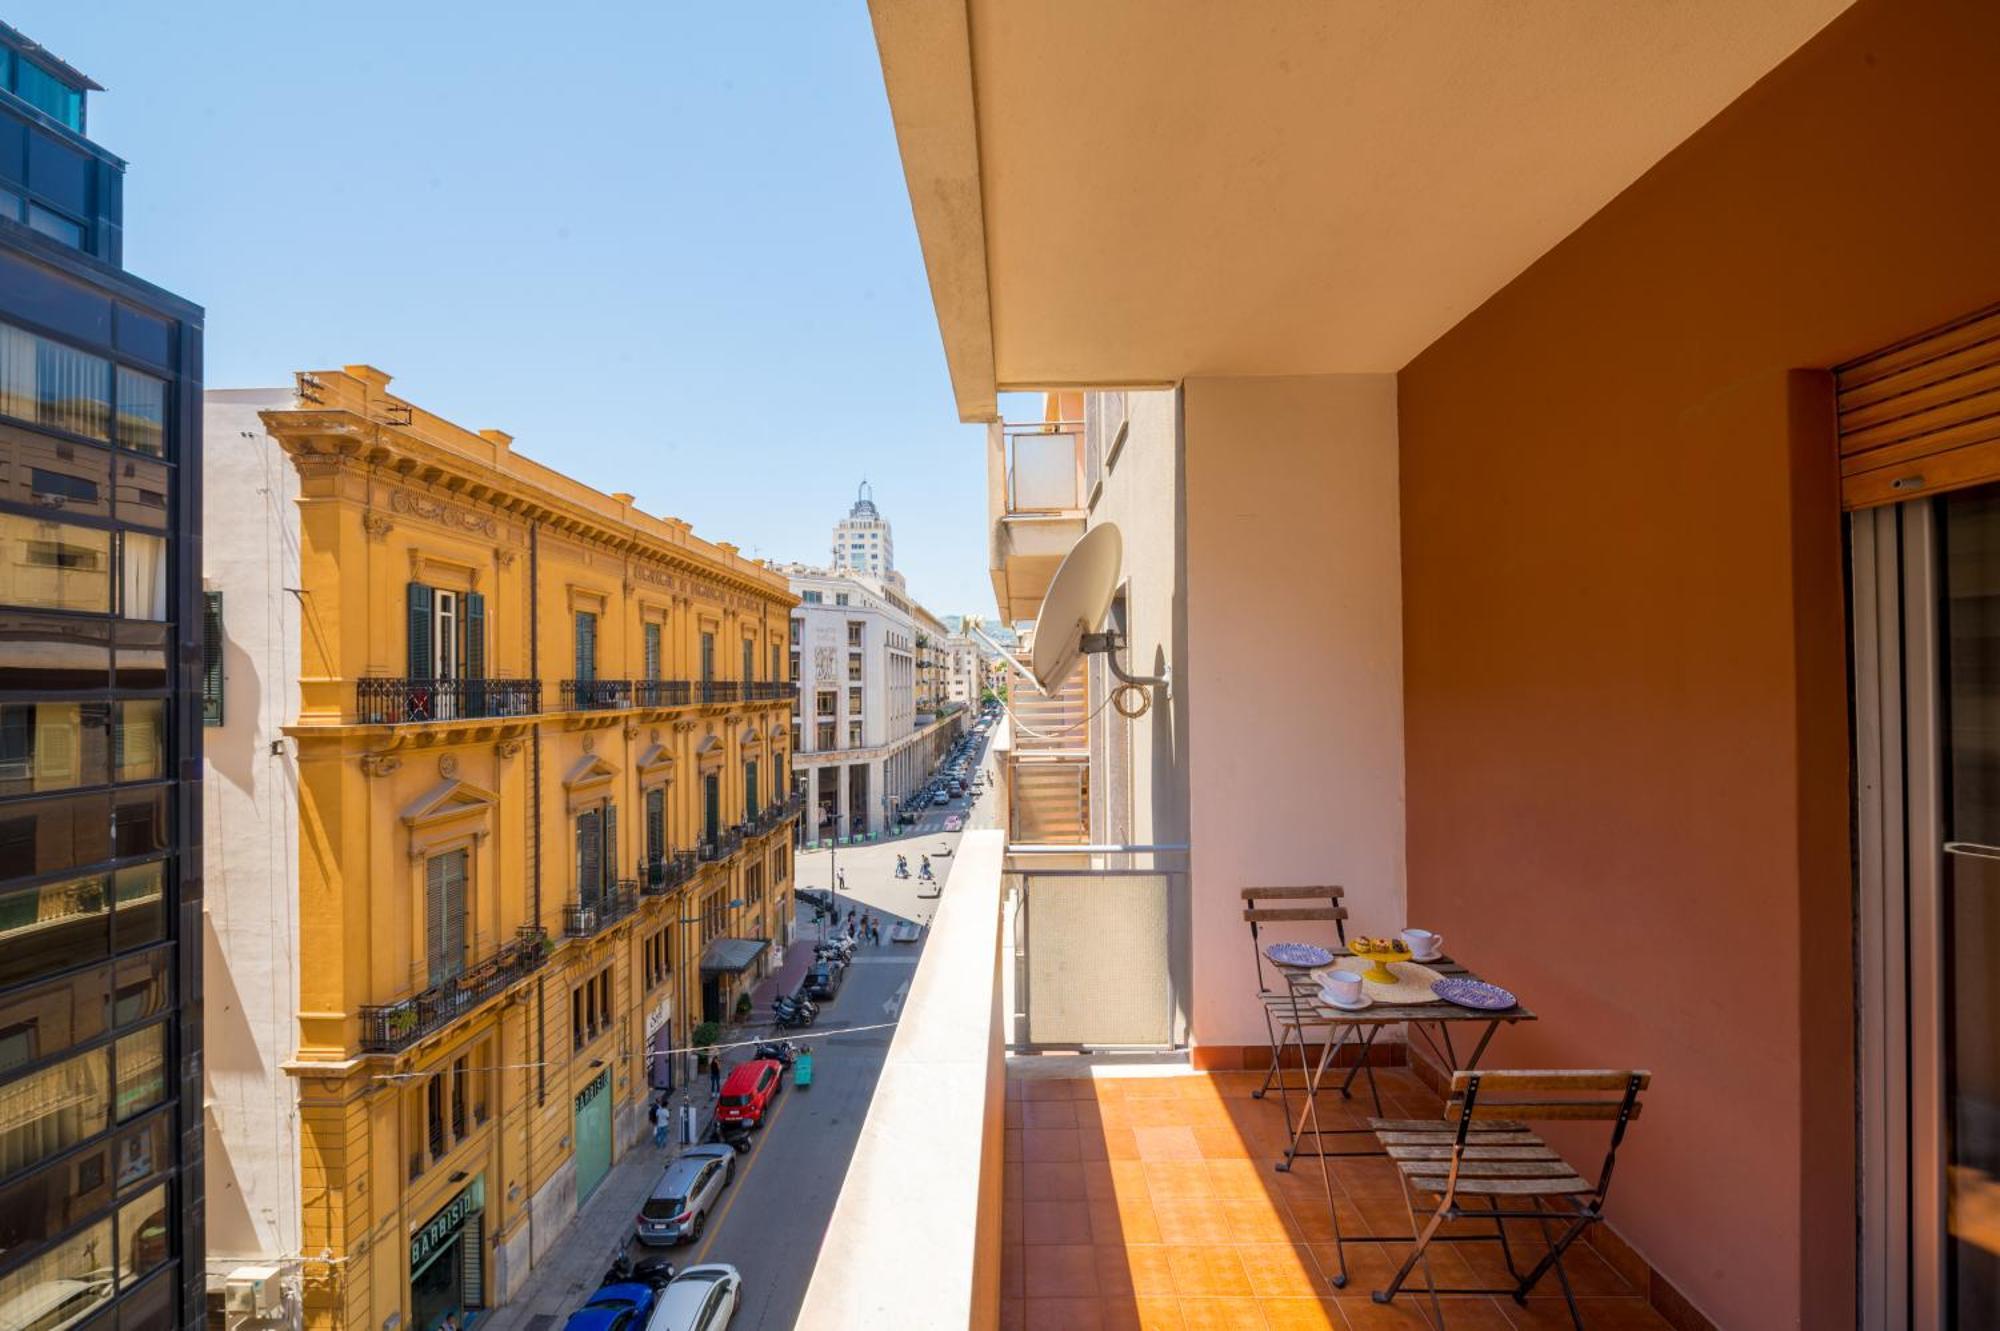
[1323,969,1364,1006]
[1401,929,1443,959]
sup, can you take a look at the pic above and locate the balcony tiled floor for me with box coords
[1001,1064,1672,1331]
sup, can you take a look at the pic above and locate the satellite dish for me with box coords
[1031,524,1124,690]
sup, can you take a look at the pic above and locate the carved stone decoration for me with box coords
[495,547,517,570]
[438,754,460,779]
[360,754,402,778]
[389,487,500,538]
[581,735,595,754]
[623,724,639,740]
[361,511,393,543]
[672,720,697,734]
[651,728,662,743]
[495,738,523,759]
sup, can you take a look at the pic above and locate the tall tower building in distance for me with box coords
[831,480,894,580]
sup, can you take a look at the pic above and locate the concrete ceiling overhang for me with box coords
[869,0,1856,422]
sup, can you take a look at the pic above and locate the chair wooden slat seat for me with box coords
[1365,1069,1650,1330]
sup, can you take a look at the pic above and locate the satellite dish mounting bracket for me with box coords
[1079,630,1172,697]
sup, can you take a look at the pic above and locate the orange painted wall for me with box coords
[1396,0,2000,1326]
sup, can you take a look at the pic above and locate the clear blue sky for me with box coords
[15,0,1008,616]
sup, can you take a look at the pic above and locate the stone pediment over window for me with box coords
[637,742,676,781]
[401,778,498,859]
[694,733,725,768]
[564,752,618,812]
[739,727,764,751]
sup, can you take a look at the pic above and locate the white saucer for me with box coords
[1319,989,1373,1011]
[1409,950,1443,964]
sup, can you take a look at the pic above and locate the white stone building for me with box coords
[782,566,964,838]
[830,480,895,582]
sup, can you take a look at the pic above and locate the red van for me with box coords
[713,1060,784,1129]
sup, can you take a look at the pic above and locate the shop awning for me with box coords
[700,937,769,976]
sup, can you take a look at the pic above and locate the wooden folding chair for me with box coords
[1368,1069,1650,1330]
[1242,886,1364,1159]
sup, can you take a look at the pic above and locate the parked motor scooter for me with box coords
[754,1040,798,1066]
[604,1248,676,1290]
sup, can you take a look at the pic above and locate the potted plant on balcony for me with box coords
[734,992,753,1022]
[387,1007,419,1040]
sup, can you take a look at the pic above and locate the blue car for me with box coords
[563,1282,660,1331]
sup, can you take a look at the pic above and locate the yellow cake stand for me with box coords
[1346,940,1411,985]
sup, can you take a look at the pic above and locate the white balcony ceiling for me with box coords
[869,0,1857,420]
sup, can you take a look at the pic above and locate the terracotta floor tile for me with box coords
[1308,1241,1400,1294]
[1022,1199,1098,1245]
[1002,1243,1027,1298]
[1023,1128,1086,1163]
[1005,1198,1025,1244]
[1026,1099,1083,1129]
[1024,1078,1078,1101]
[1076,1100,1107,1131]
[1092,1195,1163,1245]
[1235,1244,1327,1299]
[1255,1298,1345,1331]
[1101,1126,1144,1160]
[1176,1297,1271,1330]
[1024,1160,1090,1201]
[1207,1158,1273,1200]
[1194,1124,1260,1159]
[1338,1295,1515,1330]
[1008,1077,1027,1101]
[1007,1100,1026,1130]
[1498,1297,1672,1329]
[1087,1159,1151,1200]
[1099,1243,1179,1297]
[1103,1296,1188,1331]
[1145,1159,1215,1200]
[1151,1197,1235,1245]
[1121,1076,1189,1099]
[1167,1245,1254,1297]
[1224,1195,1300,1244]
[1134,1127,1204,1161]
[1127,1098,1205,1129]
[1025,1296,1107,1331]
[1026,1243,1102,1298]
[1000,1296,1025,1331]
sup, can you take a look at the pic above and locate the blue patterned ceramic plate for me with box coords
[1432,977,1516,1010]
[1265,942,1334,968]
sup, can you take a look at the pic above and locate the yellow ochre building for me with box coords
[199,367,799,1331]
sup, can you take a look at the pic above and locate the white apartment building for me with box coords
[783,566,964,838]
[944,633,990,706]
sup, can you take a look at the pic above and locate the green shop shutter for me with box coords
[407,583,434,679]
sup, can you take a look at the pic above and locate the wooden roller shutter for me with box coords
[1838,304,2000,509]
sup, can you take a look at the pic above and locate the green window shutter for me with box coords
[745,760,759,819]
[464,592,485,678]
[643,623,661,681]
[426,851,466,985]
[201,591,224,725]
[577,809,602,904]
[407,583,434,679]
[604,801,618,885]
[575,611,596,682]
[704,774,720,844]
[646,787,666,862]
[700,632,714,682]
[742,638,754,682]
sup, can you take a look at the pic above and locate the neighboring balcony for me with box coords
[698,828,744,861]
[639,851,698,895]
[988,419,1087,623]
[635,679,693,708]
[745,794,803,837]
[697,679,740,705]
[745,681,797,702]
[564,880,639,938]
[356,926,550,1054]
[561,679,633,711]
[355,677,541,724]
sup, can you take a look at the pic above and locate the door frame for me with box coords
[1852,500,1947,1329]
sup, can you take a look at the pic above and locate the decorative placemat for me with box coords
[1359,960,1446,1004]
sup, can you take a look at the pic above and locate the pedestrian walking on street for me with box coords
[649,1096,669,1149]
[708,1056,721,1098]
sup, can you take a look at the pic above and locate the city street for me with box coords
[483,723,997,1331]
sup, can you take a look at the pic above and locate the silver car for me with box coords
[643,1265,741,1331]
[634,1145,735,1246]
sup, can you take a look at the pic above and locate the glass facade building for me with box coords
[0,24,204,1331]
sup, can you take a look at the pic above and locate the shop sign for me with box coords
[644,996,672,1040]
[574,1067,610,1115]
[410,1175,484,1272]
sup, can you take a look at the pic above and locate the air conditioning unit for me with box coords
[225,1267,283,1316]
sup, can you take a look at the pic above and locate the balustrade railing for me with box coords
[639,852,698,895]
[560,679,633,711]
[634,679,692,708]
[698,828,744,861]
[356,677,541,724]
[697,679,739,705]
[357,926,550,1053]
[564,881,640,938]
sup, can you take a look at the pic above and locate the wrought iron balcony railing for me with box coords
[698,828,744,861]
[561,679,633,711]
[697,679,739,705]
[639,851,698,895]
[357,926,550,1053]
[743,681,795,702]
[634,679,692,708]
[564,881,639,938]
[356,677,541,724]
